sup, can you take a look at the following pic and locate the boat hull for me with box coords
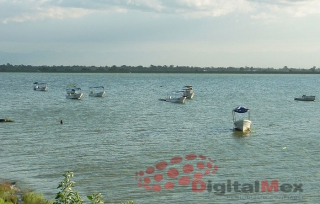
[168,97,186,103]
[186,92,194,99]
[89,91,105,97]
[234,119,251,132]
[160,97,186,104]
[294,96,315,101]
[66,93,83,99]
[0,118,14,122]
[34,87,48,91]
[182,86,194,99]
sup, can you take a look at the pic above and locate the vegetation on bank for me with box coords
[0,171,133,204]
[0,63,319,74]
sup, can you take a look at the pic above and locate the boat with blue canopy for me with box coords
[66,86,83,99]
[232,106,251,132]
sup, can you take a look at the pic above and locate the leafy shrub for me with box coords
[54,171,83,204]
[87,193,103,204]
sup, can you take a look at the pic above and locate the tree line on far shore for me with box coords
[1,63,319,74]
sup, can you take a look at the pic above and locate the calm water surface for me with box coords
[0,73,319,203]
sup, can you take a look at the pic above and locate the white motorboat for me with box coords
[182,85,194,99]
[294,95,315,101]
[89,86,105,97]
[66,87,83,99]
[232,106,251,132]
[33,82,48,91]
[159,90,187,104]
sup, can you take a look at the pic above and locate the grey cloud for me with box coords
[247,0,308,3]
[47,0,313,12]
[1,0,320,23]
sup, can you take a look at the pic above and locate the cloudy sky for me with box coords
[0,0,319,68]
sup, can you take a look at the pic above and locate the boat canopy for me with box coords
[67,88,81,91]
[233,106,249,113]
[34,82,46,85]
[90,86,104,89]
[171,90,186,94]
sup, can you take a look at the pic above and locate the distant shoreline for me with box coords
[1,64,319,74]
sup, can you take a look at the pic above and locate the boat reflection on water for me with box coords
[232,130,251,137]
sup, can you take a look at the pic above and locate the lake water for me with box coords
[0,73,319,203]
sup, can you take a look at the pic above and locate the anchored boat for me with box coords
[89,86,105,97]
[159,90,187,104]
[294,95,315,101]
[66,87,83,99]
[182,85,194,99]
[33,82,48,91]
[232,106,251,132]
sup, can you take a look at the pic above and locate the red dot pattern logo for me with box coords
[135,154,218,192]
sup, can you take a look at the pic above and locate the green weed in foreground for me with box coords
[0,198,13,204]
[0,182,18,204]
[54,171,83,204]
[87,193,103,204]
[54,171,134,204]
[1,171,134,204]
[22,192,53,204]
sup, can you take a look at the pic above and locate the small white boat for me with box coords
[232,106,251,132]
[66,87,83,99]
[159,90,187,104]
[182,85,194,99]
[294,95,315,101]
[33,82,48,91]
[89,86,105,97]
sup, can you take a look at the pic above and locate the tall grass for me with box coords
[22,192,53,204]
